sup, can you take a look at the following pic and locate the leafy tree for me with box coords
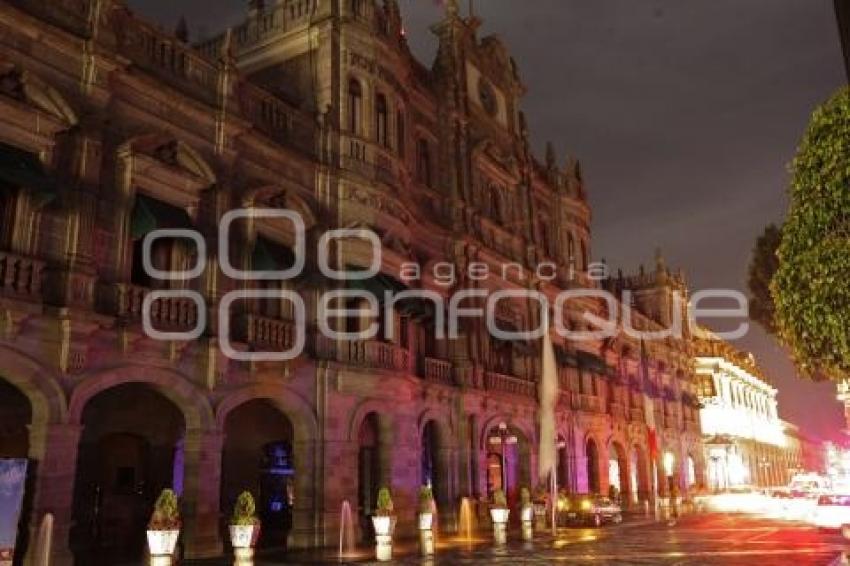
[747,224,782,334]
[773,87,850,380]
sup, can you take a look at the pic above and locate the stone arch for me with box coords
[607,439,629,501]
[584,433,602,494]
[68,365,213,431]
[417,409,453,508]
[347,399,397,443]
[216,386,317,550]
[70,381,192,562]
[215,384,317,442]
[479,415,533,505]
[0,345,66,455]
[631,443,651,503]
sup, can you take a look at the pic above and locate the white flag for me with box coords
[538,328,559,482]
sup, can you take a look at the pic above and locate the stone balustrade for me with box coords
[484,371,536,398]
[0,250,44,300]
[238,313,295,351]
[123,285,199,330]
[422,357,453,385]
[314,335,410,372]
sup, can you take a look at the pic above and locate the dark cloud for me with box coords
[128,0,847,441]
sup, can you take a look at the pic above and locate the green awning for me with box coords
[131,194,193,239]
[252,236,296,271]
[577,350,610,374]
[554,345,578,367]
[0,143,57,206]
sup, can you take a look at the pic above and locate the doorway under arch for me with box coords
[421,420,447,506]
[608,442,629,502]
[70,383,185,565]
[586,438,600,494]
[221,399,295,550]
[631,445,651,502]
[357,412,381,541]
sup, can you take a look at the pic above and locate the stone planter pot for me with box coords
[372,516,394,561]
[229,524,254,549]
[147,529,179,557]
[418,512,434,531]
[490,508,509,545]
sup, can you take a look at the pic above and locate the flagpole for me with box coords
[551,464,557,535]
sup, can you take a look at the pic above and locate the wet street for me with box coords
[230,513,849,566]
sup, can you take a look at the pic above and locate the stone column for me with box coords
[25,424,82,566]
[291,439,318,549]
[181,430,224,559]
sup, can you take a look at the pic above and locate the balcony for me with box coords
[235,313,295,352]
[421,357,453,386]
[484,371,536,398]
[580,394,603,413]
[123,284,199,331]
[314,335,410,373]
[0,251,44,302]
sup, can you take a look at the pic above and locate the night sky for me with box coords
[128,0,847,442]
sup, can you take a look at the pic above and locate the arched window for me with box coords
[416,138,431,187]
[396,109,405,156]
[490,186,502,222]
[375,94,388,147]
[580,240,589,271]
[347,78,362,134]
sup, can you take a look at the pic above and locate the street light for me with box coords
[489,422,518,493]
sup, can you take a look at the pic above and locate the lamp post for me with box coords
[489,422,518,494]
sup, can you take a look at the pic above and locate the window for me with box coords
[580,240,588,271]
[350,0,363,18]
[416,138,431,187]
[375,94,388,147]
[396,110,405,156]
[697,374,716,398]
[347,78,362,134]
[490,187,502,222]
[567,234,576,267]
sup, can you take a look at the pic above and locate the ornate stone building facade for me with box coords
[695,337,799,489]
[0,0,704,563]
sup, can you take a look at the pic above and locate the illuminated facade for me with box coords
[0,1,704,564]
[696,338,796,489]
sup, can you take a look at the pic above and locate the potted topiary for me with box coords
[147,489,181,559]
[372,487,395,561]
[489,489,509,545]
[520,487,534,540]
[230,491,261,559]
[418,486,435,555]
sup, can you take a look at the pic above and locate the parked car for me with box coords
[811,494,850,533]
[562,495,623,527]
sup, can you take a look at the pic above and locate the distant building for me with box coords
[695,336,800,489]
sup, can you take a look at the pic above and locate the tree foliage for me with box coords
[773,87,850,381]
[747,224,782,334]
